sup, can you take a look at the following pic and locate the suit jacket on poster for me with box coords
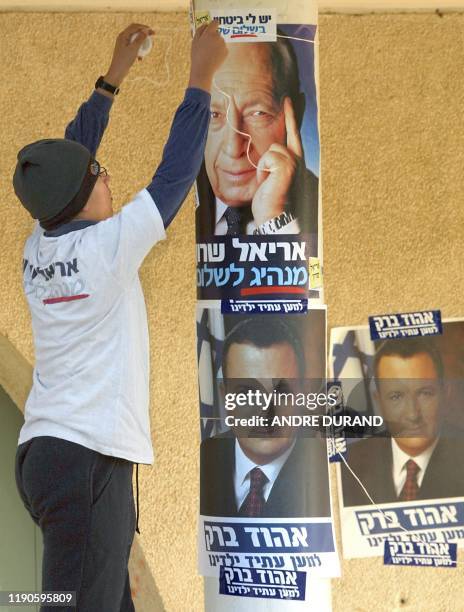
[200,434,330,518]
[195,162,319,246]
[341,436,464,507]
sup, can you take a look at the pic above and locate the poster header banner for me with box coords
[204,9,278,42]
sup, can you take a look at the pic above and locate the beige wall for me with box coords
[1,10,464,612]
[0,1,187,10]
[3,1,464,12]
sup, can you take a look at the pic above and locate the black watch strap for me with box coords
[95,76,120,96]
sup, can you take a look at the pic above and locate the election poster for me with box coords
[196,304,340,603]
[191,1,322,302]
[330,315,464,564]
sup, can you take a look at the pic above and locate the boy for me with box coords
[13,21,226,612]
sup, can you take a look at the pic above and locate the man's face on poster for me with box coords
[375,352,442,456]
[223,341,301,464]
[205,43,287,207]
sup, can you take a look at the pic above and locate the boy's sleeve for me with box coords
[65,91,113,157]
[147,87,211,228]
[94,189,166,285]
[86,87,210,284]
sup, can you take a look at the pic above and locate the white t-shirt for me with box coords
[19,188,166,464]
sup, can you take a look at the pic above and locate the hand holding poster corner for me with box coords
[330,316,464,562]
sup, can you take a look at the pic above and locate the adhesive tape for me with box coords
[130,32,153,58]
[195,11,212,28]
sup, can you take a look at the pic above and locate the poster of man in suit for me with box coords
[196,305,339,578]
[330,320,464,559]
[195,24,319,239]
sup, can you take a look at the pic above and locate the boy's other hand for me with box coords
[188,21,228,93]
[104,23,154,89]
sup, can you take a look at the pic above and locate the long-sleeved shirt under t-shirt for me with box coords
[18,87,211,464]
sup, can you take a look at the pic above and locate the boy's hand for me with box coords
[189,21,228,93]
[104,23,154,89]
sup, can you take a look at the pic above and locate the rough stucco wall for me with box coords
[1,10,464,612]
[321,13,464,612]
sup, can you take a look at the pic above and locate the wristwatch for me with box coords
[253,211,296,235]
[95,76,120,96]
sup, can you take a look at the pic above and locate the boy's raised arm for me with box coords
[65,23,154,156]
[147,21,227,228]
[94,22,227,284]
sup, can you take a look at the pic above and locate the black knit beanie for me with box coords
[13,139,100,230]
